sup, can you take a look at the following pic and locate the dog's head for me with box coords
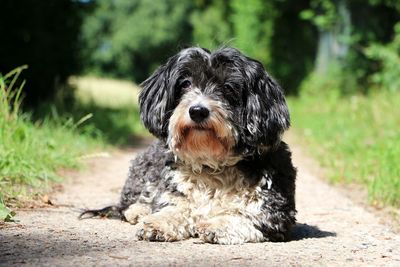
[139,47,290,170]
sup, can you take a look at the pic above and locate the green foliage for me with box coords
[81,0,318,95]
[300,0,338,30]
[0,198,16,222]
[299,0,399,93]
[0,67,103,220]
[190,0,232,49]
[82,0,192,81]
[342,1,399,89]
[368,0,400,11]
[289,90,400,207]
[230,0,275,65]
[191,0,276,65]
[365,23,400,92]
[2,0,399,100]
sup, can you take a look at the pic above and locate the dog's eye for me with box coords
[224,84,233,90]
[180,80,192,89]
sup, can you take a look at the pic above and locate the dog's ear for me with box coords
[241,60,290,153]
[139,54,180,140]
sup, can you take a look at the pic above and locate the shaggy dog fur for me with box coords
[80,47,297,245]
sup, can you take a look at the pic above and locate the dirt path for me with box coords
[1,139,400,266]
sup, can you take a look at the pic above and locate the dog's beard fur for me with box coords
[168,90,240,172]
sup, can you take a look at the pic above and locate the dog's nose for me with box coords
[189,105,210,123]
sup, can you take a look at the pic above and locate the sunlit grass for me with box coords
[0,68,104,220]
[1,72,150,221]
[66,76,148,145]
[69,76,140,108]
[288,90,400,208]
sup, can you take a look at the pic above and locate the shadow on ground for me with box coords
[291,223,336,241]
[0,232,108,264]
[0,222,337,264]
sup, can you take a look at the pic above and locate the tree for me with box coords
[300,0,400,94]
[81,0,193,82]
[300,0,351,73]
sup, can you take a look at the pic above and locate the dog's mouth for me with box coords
[169,117,239,169]
[182,125,214,135]
[177,125,230,153]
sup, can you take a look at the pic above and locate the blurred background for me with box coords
[0,0,399,220]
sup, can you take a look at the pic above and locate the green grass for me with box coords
[70,76,139,108]
[288,90,400,208]
[0,71,147,221]
[62,76,148,145]
[0,67,106,220]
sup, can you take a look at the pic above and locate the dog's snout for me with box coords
[189,105,210,123]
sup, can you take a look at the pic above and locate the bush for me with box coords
[365,23,400,92]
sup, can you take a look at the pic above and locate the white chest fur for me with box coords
[168,166,265,220]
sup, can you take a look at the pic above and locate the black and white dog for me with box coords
[81,47,297,245]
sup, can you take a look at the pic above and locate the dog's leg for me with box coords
[135,205,191,242]
[123,202,152,225]
[196,215,265,245]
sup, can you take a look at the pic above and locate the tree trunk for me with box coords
[315,0,351,73]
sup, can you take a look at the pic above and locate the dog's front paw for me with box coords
[196,222,238,245]
[136,222,170,242]
[196,216,265,245]
[135,215,190,242]
[197,225,224,244]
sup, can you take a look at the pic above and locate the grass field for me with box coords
[70,76,139,108]
[288,90,400,208]
[0,71,146,221]
[66,76,147,145]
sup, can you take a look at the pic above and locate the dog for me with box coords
[80,47,296,245]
